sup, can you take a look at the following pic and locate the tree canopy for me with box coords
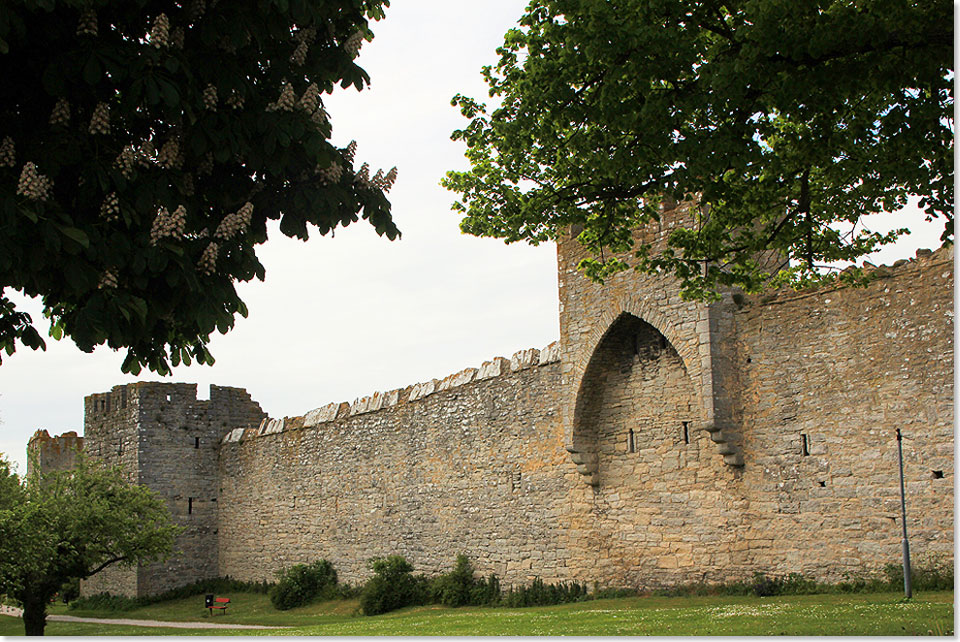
[444,0,953,299]
[0,0,397,374]
[0,454,180,635]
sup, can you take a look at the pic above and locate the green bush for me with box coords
[432,554,478,607]
[69,592,140,612]
[360,555,426,616]
[501,578,588,607]
[269,560,338,610]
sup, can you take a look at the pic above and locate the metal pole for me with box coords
[896,429,912,598]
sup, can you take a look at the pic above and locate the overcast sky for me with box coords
[0,1,947,475]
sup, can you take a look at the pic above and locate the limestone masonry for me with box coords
[31,208,954,597]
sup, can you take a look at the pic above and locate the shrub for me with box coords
[269,559,338,610]
[69,592,140,612]
[501,578,588,607]
[360,555,426,616]
[432,554,478,607]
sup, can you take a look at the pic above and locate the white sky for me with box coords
[0,1,948,475]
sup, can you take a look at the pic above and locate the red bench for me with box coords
[205,595,230,615]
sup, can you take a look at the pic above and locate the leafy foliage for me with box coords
[0,453,180,635]
[0,0,398,374]
[444,0,953,299]
[359,555,427,616]
[269,559,338,610]
[69,575,274,611]
[501,577,588,607]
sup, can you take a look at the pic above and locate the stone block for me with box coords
[304,403,340,427]
[510,348,541,371]
[478,357,509,380]
[409,380,437,402]
[539,341,560,364]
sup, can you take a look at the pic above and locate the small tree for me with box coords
[0,454,180,636]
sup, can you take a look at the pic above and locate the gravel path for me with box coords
[0,604,286,630]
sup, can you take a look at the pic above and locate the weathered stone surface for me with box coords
[303,403,340,427]
[408,380,437,402]
[539,341,560,365]
[437,367,478,391]
[478,357,509,380]
[510,348,540,371]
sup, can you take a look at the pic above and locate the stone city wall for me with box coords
[26,429,84,479]
[216,246,952,590]
[217,343,571,586]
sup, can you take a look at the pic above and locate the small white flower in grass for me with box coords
[49,99,70,127]
[0,137,15,168]
[17,162,53,201]
[89,102,110,135]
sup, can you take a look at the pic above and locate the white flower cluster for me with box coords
[77,9,97,37]
[343,31,364,58]
[202,85,218,111]
[0,137,14,168]
[115,145,137,178]
[150,205,186,245]
[215,202,253,239]
[299,83,319,113]
[157,138,182,169]
[310,106,328,126]
[225,90,245,109]
[198,241,219,275]
[89,102,110,135]
[100,192,120,221]
[316,161,342,184]
[98,268,119,290]
[343,140,357,164]
[150,14,170,48]
[354,162,370,187]
[371,167,398,192]
[267,83,296,112]
[17,162,53,201]
[290,26,316,65]
[49,99,70,127]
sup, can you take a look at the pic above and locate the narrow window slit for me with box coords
[194,436,200,449]
[800,433,809,457]
[628,429,635,453]
[682,422,689,444]
[932,470,944,479]
[188,497,194,514]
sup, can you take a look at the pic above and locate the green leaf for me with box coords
[83,55,101,85]
[60,227,90,248]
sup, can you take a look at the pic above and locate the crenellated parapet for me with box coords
[27,429,84,478]
[223,341,560,444]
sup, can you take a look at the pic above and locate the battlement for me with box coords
[222,341,561,444]
[27,429,84,478]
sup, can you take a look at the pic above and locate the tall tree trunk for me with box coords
[22,598,47,636]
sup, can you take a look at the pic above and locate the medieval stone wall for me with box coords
[217,345,568,586]
[41,216,952,596]
[214,244,952,591]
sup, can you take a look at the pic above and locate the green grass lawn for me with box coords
[0,591,952,636]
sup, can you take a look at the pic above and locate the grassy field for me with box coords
[0,591,952,636]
